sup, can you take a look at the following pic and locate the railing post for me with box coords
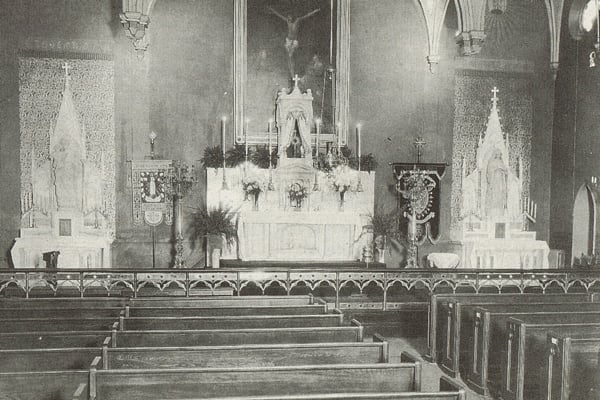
[286,270,291,295]
[185,271,190,297]
[237,271,241,296]
[382,272,388,311]
[25,272,29,298]
[79,272,84,298]
[335,272,340,309]
[133,272,138,298]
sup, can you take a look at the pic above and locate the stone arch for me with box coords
[572,183,597,263]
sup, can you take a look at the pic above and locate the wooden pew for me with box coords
[112,323,364,347]
[85,360,421,399]
[119,313,343,330]
[125,304,328,317]
[500,316,600,400]
[0,322,117,349]
[426,293,594,363]
[128,295,316,308]
[0,317,120,332]
[0,297,129,309]
[119,376,465,400]
[104,338,388,370]
[0,370,89,400]
[544,331,600,400]
[440,301,600,379]
[467,309,600,396]
[0,347,102,372]
[0,307,125,319]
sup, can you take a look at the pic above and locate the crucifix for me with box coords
[292,74,301,89]
[62,62,72,83]
[413,136,426,163]
[491,86,499,106]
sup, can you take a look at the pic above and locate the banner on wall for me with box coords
[131,160,174,226]
[392,163,446,244]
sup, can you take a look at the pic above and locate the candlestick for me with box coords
[356,124,362,159]
[356,124,363,192]
[268,118,273,160]
[245,119,249,162]
[336,122,342,152]
[221,116,228,189]
[315,118,321,158]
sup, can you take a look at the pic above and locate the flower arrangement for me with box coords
[288,182,308,208]
[330,165,356,193]
[242,179,263,197]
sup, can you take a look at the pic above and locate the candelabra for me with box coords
[171,161,198,268]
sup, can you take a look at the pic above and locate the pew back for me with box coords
[0,370,88,400]
[126,304,327,317]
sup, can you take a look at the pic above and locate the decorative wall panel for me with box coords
[450,71,532,238]
[19,56,116,236]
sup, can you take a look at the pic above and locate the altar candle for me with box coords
[315,118,321,156]
[356,124,362,159]
[337,122,342,151]
[268,118,273,166]
[245,119,249,161]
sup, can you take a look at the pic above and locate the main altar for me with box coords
[459,88,549,269]
[206,80,374,263]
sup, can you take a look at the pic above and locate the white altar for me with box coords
[11,66,113,269]
[459,88,549,269]
[206,81,374,263]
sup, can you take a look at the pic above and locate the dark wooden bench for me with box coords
[500,317,600,400]
[0,317,119,332]
[0,370,89,400]
[117,376,465,400]
[119,313,343,330]
[125,303,328,317]
[129,295,316,308]
[0,347,103,372]
[467,309,600,396]
[0,329,113,349]
[0,307,125,319]
[439,301,600,379]
[84,360,420,399]
[104,335,388,370]
[0,297,129,309]
[544,331,600,400]
[112,323,364,347]
[427,293,594,363]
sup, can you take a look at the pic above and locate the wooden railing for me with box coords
[1,268,599,309]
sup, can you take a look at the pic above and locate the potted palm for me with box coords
[188,204,237,268]
[369,207,396,264]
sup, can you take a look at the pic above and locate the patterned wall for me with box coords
[19,55,116,235]
[450,70,533,238]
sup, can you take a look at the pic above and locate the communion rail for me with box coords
[1,269,600,310]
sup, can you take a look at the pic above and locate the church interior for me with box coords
[2,0,600,399]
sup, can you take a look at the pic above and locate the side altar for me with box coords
[206,81,374,262]
[459,88,548,269]
[11,63,114,269]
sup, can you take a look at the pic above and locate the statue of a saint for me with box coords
[52,136,84,210]
[485,150,508,218]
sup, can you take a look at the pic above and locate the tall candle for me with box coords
[356,124,362,159]
[268,119,273,162]
[315,118,321,157]
[221,116,226,157]
[337,122,342,151]
[245,119,249,161]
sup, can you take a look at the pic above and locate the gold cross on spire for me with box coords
[491,86,499,107]
[414,136,426,163]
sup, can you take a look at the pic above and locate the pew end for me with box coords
[350,319,365,341]
[72,382,87,400]
[439,376,467,400]
[372,333,390,362]
[399,351,422,392]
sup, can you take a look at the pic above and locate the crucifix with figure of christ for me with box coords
[268,5,321,77]
[62,62,72,84]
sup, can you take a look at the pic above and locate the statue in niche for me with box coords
[52,135,84,210]
[267,5,321,76]
[485,149,508,218]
